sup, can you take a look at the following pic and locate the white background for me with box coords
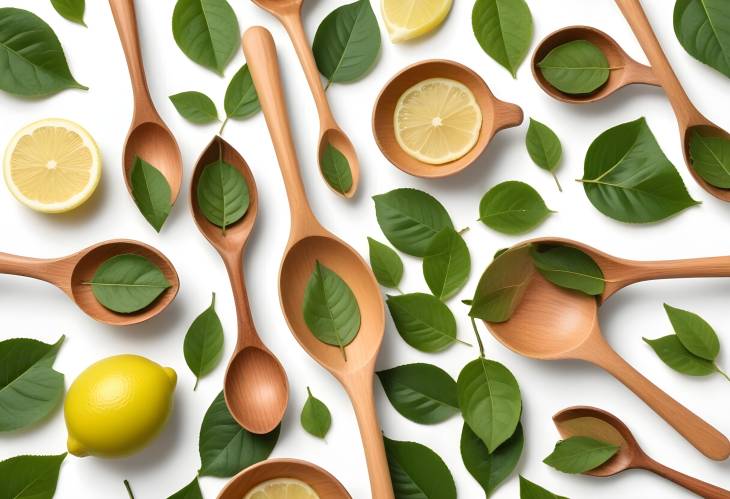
[1,1,729,498]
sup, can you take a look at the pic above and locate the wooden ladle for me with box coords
[0,240,178,326]
[250,0,360,199]
[553,406,730,497]
[190,136,288,435]
[109,0,183,207]
[615,0,730,202]
[532,26,659,104]
[244,27,394,498]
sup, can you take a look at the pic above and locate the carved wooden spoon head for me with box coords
[682,124,730,202]
[250,0,302,16]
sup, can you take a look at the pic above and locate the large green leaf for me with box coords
[312,0,381,86]
[0,336,65,432]
[478,181,553,234]
[130,156,173,232]
[172,0,239,75]
[167,477,203,499]
[0,453,66,499]
[461,422,524,497]
[472,0,533,77]
[196,159,250,234]
[386,293,460,352]
[674,0,730,79]
[199,391,279,477]
[184,293,224,390]
[643,335,718,376]
[367,237,404,290]
[663,304,720,360]
[526,118,562,190]
[537,40,610,95]
[377,363,459,425]
[0,8,87,96]
[169,91,219,124]
[423,227,471,301]
[224,64,260,120]
[374,188,453,257]
[384,436,456,499]
[689,132,730,188]
[543,436,619,474]
[300,387,332,439]
[530,244,605,296]
[321,143,353,195]
[581,117,699,223]
[519,476,568,499]
[51,0,85,26]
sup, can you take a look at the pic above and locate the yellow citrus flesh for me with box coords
[244,479,320,499]
[394,78,482,165]
[382,0,453,42]
[3,118,101,213]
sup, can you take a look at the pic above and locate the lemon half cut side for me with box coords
[244,478,320,499]
[382,0,453,43]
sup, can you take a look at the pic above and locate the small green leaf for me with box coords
[169,91,219,124]
[0,453,66,499]
[423,227,471,301]
[387,293,462,352]
[530,244,605,296]
[543,436,619,474]
[130,156,173,232]
[320,143,353,195]
[367,237,404,290]
[689,132,730,188]
[472,0,533,77]
[674,0,730,79]
[461,422,524,497]
[384,436,456,499]
[300,387,332,439]
[643,335,718,377]
[526,118,562,190]
[663,304,720,361]
[166,477,203,499]
[537,40,610,94]
[519,476,568,499]
[196,160,250,234]
[51,0,85,26]
[184,293,224,390]
[224,64,260,119]
[479,181,553,234]
[377,363,459,425]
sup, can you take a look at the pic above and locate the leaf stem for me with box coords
[458,227,471,236]
[716,365,730,382]
[193,377,200,391]
[395,286,404,295]
[470,317,485,358]
[325,80,333,92]
[218,117,229,136]
[553,173,563,192]
[124,480,135,499]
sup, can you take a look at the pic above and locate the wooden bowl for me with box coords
[372,60,523,178]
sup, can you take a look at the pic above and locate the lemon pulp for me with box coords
[382,0,453,43]
[244,478,319,499]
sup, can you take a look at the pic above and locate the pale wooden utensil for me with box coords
[244,27,394,498]
[0,240,178,326]
[250,0,360,199]
[190,136,288,435]
[553,406,730,497]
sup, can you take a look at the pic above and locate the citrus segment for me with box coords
[244,478,319,499]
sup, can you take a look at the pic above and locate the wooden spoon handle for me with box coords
[0,253,65,288]
[222,253,259,350]
[641,457,730,497]
[621,256,730,286]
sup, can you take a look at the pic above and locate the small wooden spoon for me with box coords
[0,240,178,326]
[615,0,730,202]
[244,27,394,498]
[553,406,730,497]
[533,26,659,104]
[109,0,183,207]
[190,135,288,435]
[250,0,360,199]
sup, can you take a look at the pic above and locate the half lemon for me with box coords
[4,118,101,213]
[244,478,319,499]
[382,0,453,43]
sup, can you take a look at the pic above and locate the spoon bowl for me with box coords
[373,60,523,178]
[318,128,360,198]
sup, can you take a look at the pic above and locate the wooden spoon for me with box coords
[532,26,659,104]
[109,0,183,207]
[250,0,360,199]
[614,0,730,202]
[244,27,394,498]
[190,135,288,435]
[0,240,178,326]
[553,406,730,497]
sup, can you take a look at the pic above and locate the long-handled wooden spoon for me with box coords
[614,0,730,202]
[109,0,183,207]
[0,240,178,326]
[553,406,730,497]
[250,0,360,199]
[190,136,288,435]
[533,26,659,104]
[244,27,394,498]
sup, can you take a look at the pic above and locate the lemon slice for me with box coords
[244,478,319,499]
[394,78,482,165]
[4,118,101,213]
[382,0,453,43]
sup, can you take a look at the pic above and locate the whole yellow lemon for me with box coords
[64,354,176,458]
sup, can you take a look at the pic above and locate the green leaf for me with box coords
[384,436,456,499]
[377,363,459,425]
[519,476,568,499]
[130,156,173,232]
[663,304,720,360]
[51,0,85,26]
[479,181,553,234]
[169,91,219,124]
[224,64,260,119]
[472,0,533,77]
[537,40,610,94]
[300,387,332,439]
[689,131,730,188]
[470,244,535,323]
[581,117,699,223]
[386,293,461,353]
[526,118,562,190]
[0,453,66,499]
[0,336,65,432]
[543,436,619,474]
[321,143,353,195]
[461,422,524,497]
[643,335,717,376]
[184,293,224,390]
[196,160,250,233]
[303,261,361,361]
[199,391,279,477]
[0,8,87,96]
[87,254,171,314]
[458,357,522,452]
[172,0,239,75]
[367,238,404,290]
[423,227,471,301]
[373,188,453,257]
[530,244,605,296]
[674,0,730,79]
[312,0,381,86]
[166,477,203,499]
